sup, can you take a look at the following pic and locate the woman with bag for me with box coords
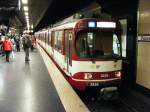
[2,36,13,62]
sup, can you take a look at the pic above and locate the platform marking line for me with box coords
[38,45,90,112]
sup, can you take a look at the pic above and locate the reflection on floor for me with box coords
[0,50,65,112]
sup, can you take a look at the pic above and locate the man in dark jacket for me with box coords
[22,35,31,61]
[15,36,20,52]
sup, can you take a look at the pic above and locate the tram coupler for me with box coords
[100,87,118,100]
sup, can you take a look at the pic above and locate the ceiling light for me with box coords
[26,19,29,23]
[25,15,29,17]
[25,12,28,16]
[27,25,30,29]
[22,0,28,4]
[23,6,28,11]
[26,21,29,25]
[26,21,29,24]
[25,16,29,19]
[18,0,21,10]
[31,24,33,29]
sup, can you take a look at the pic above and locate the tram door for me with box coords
[120,18,137,91]
[64,30,72,73]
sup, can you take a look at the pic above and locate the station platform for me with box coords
[0,46,89,112]
[1,46,150,112]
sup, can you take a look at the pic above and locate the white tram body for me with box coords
[35,16,122,90]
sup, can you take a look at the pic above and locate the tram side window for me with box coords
[44,32,47,43]
[69,32,72,66]
[76,33,89,58]
[42,33,44,41]
[51,31,55,47]
[40,34,42,41]
[54,31,63,52]
[41,34,42,41]
[48,31,51,45]
[47,31,49,44]
[113,34,121,56]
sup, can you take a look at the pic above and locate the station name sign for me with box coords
[138,36,150,42]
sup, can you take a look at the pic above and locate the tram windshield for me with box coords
[75,31,121,58]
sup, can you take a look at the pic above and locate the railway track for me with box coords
[83,97,139,112]
[77,91,140,112]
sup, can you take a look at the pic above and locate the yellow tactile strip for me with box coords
[38,45,89,112]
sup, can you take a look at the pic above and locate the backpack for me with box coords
[24,37,31,48]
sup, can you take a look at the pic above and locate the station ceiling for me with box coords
[35,0,137,31]
[0,0,137,31]
[0,0,25,27]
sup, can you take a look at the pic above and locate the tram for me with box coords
[35,14,122,92]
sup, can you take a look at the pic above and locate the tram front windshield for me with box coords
[75,31,121,58]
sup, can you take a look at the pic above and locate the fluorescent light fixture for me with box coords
[25,16,29,19]
[97,22,116,28]
[25,12,28,16]
[31,24,33,29]
[26,16,29,19]
[27,23,29,26]
[18,0,21,10]
[88,21,96,28]
[23,6,28,11]
[22,0,28,4]
[27,22,29,26]
[27,25,30,30]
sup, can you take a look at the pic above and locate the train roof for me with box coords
[35,13,116,33]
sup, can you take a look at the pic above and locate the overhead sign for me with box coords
[88,21,116,28]
[97,22,116,28]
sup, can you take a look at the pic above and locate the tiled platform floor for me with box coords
[0,50,65,112]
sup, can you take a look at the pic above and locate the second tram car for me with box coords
[35,15,122,92]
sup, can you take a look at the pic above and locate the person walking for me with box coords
[2,36,13,62]
[15,35,20,52]
[22,35,31,61]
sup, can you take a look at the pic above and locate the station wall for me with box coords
[137,0,150,89]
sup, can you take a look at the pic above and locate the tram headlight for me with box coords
[84,73,93,80]
[115,71,121,78]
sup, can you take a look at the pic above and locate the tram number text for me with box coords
[89,83,99,86]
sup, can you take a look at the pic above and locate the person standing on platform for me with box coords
[22,35,32,61]
[10,37,15,59]
[15,35,20,52]
[31,35,36,51]
[2,36,13,62]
